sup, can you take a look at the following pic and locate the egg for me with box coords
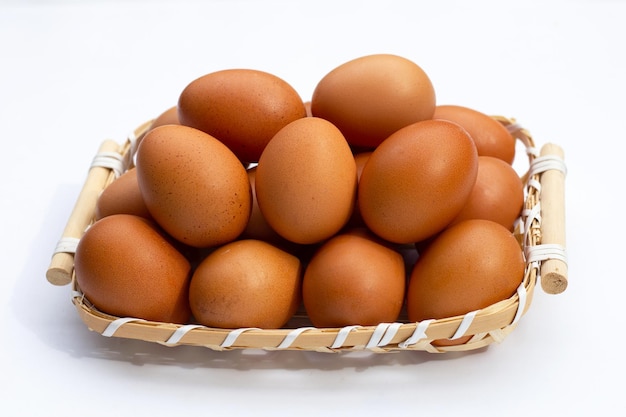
[240,166,285,245]
[189,239,302,329]
[302,229,406,327]
[358,119,478,244]
[150,105,180,129]
[311,53,436,148]
[354,151,372,180]
[407,219,525,345]
[345,151,372,228]
[177,69,307,162]
[450,156,524,230]
[74,214,192,324]
[433,104,516,164]
[95,167,151,220]
[255,117,357,244]
[135,124,251,248]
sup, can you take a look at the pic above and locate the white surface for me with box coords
[1,0,622,415]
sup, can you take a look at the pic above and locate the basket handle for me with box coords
[46,139,121,286]
[538,143,568,294]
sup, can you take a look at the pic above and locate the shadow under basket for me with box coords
[46,116,568,354]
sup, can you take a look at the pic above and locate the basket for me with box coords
[46,116,568,353]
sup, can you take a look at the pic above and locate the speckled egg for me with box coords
[255,117,357,244]
[311,54,436,148]
[302,228,406,327]
[433,104,516,164]
[178,69,307,162]
[74,214,192,324]
[135,124,251,248]
[95,168,151,220]
[450,156,525,230]
[189,239,302,329]
[407,219,525,345]
[358,119,478,244]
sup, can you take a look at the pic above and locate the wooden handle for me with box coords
[539,143,568,294]
[46,140,121,285]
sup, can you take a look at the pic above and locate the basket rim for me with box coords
[70,264,536,353]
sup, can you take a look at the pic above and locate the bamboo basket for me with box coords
[46,117,568,353]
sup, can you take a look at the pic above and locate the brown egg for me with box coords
[240,166,284,245]
[74,214,192,324]
[354,151,372,180]
[311,54,436,148]
[407,219,525,345]
[433,104,516,164]
[178,69,307,162]
[450,156,524,230]
[346,151,372,228]
[95,168,151,220]
[150,105,180,129]
[255,117,357,244]
[189,239,302,329]
[302,229,406,327]
[358,119,478,244]
[135,124,251,248]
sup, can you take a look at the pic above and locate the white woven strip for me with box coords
[522,202,542,245]
[164,324,204,345]
[526,243,568,264]
[450,310,478,340]
[398,319,434,348]
[378,322,403,347]
[511,282,528,326]
[102,317,146,337]
[366,323,394,349]
[526,145,539,158]
[91,151,125,178]
[365,323,387,349]
[220,327,261,348]
[276,327,316,349]
[127,130,139,159]
[505,122,522,134]
[528,154,567,178]
[53,237,80,255]
[526,177,541,193]
[331,325,360,349]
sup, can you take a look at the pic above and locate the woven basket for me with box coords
[46,116,568,353]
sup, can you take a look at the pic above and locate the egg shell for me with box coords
[407,219,525,344]
[150,105,180,129]
[311,53,436,148]
[135,124,251,248]
[358,119,478,244]
[302,228,406,327]
[433,104,516,164]
[177,69,307,162]
[345,151,372,229]
[240,168,325,264]
[189,239,302,329]
[95,168,151,221]
[255,117,358,244]
[240,166,285,245]
[450,156,525,230]
[74,214,192,324]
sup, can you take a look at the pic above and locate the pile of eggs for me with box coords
[75,54,526,346]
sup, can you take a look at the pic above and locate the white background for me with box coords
[1,0,622,415]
